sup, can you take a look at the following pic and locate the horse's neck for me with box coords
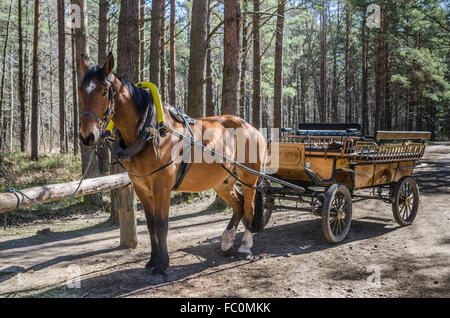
[112,81,140,147]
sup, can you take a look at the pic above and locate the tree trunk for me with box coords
[57,0,66,154]
[47,10,55,153]
[169,0,176,106]
[205,0,214,117]
[345,1,351,123]
[0,0,13,163]
[31,0,40,161]
[361,11,369,135]
[9,51,14,153]
[97,0,111,176]
[416,31,423,131]
[187,0,208,117]
[71,0,101,203]
[98,0,110,64]
[319,0,327,122]
[375,3,384,131]
[18,0,26,153]
[252,0,261,128]
[113,0,139,248]
[405,87,410,130]
[139,0,145,81]
[239,1,248,119]
[273,0,285,129]
[221,0,241,115]
[150,0,161,87]
[71,27,79,156]
[160,0,167,101]
[300,71,306,123]
[384,39,391,130]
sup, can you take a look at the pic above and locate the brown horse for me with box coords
[78,53,266,276]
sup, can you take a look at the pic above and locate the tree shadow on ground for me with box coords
[412,159,450,195]
[0,220,117,252]
[27,217,399,298]
[325,253,450,297]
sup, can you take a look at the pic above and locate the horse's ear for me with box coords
[80,54,90,75]
[103,52,114,75]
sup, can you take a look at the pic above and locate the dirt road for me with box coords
[0,143,449,298]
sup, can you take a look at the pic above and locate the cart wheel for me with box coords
[247,178,275,232]
[392,177,419,226]
[321,184,352,243]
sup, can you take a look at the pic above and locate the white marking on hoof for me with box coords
[221,226,236,252]
[86,81,96,94]
[238,229,253,255]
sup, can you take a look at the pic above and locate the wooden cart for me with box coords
[256,123,431,243]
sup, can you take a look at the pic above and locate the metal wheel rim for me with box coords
[329,191,351,237]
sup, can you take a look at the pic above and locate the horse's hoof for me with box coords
[151,266,168,277]
[145,259,157,269]
[221,227,236,252]
[238,244,252,255]
[221,240,234,252]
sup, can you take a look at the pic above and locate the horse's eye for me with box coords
[102,90,108,97]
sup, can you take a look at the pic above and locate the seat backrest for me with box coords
[375,131,431,140]
[298,123,361,131]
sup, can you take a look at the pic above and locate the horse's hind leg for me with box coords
[214,178,244,252]
[236,171,260,255]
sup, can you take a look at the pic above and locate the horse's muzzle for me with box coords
[79,132,98,148]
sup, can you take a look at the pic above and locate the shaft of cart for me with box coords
[168,127,306,193]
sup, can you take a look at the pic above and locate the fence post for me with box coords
[112,183,138,248]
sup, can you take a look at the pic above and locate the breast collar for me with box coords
[109,98,157,162]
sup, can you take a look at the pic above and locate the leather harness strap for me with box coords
[171,107,195,191]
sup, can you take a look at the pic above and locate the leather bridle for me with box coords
[80,76,116,134]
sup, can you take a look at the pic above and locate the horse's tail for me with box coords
[251,177,265,233]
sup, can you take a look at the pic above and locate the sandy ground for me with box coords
[0,143,449,298]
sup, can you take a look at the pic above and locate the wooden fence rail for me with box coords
[0,173,132,214]
[0,172,139,248]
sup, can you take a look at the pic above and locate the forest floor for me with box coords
[0,143,449,298]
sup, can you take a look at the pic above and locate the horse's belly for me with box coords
[174,163,230,192]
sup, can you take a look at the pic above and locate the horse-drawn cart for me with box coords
[255,123,431,243]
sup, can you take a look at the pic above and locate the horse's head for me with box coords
[78,52,115,148]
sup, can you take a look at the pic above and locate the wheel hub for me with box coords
[405,197,411,206]
[337,208,345,220]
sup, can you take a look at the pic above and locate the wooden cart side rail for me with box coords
[352,144,427,162]
[0,173,132,213]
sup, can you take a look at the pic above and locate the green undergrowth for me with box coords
[0,152,82,192]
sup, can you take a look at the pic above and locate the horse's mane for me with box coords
[81,65,153,121]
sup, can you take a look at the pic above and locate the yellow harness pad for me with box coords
[106,120,115,132]
[135,81,165,126]
[105,81,165,133]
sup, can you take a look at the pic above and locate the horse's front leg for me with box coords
[144,210,159,269]
[152,216,169,275]
[149,188,171,276]
[133,186,159,269]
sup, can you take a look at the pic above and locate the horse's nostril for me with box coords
[86,133,95,145]
[80,133,96,146]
